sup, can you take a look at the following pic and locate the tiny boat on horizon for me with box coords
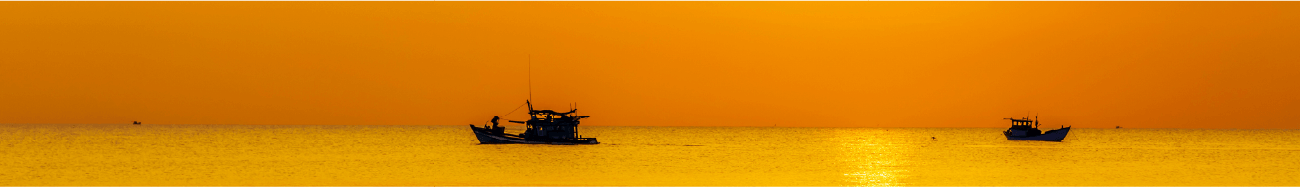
[470,100,598,145]
[1003,115,1070,141]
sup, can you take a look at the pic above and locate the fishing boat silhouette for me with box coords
[467,55,597,145]
[470,100,598,144]
[1002,115,1070,141]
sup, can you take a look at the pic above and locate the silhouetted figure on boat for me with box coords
[491,116,500,129]
[132,121,141,125]
[476,116,506,135]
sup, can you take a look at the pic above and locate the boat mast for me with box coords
[528,54,533,103]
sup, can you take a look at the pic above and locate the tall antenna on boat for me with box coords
[528,54,533,103]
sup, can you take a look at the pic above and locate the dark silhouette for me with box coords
[469,100,598,144]
[1002,115,1071,141]
[485,116,505,135]
[132,121,141,125]
[491,116,500,128]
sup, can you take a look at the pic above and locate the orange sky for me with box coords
[1,2,1298,128]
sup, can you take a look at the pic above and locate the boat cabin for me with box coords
[1007,117,1037,130]
[506,101,590,141]
[1004,117,1042,136]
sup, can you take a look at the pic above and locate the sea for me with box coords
[1,124,1297,186]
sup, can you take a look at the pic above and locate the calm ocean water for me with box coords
[1,124,1297,186]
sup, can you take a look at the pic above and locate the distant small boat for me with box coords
[1116,126,1122,129]
[1003,115,1070,141]
[470,100,598,145]
[132,121,141,125]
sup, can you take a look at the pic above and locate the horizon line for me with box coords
[2,123,1296,130]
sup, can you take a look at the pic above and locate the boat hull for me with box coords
[470,125,598,145]
[1005,127,1070,141]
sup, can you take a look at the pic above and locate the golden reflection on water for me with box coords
[837,128,909,186]
[2,124,1298,185]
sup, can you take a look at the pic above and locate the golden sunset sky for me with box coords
[1,2,1297,128]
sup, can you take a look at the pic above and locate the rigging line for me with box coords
[502,102,528,117]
